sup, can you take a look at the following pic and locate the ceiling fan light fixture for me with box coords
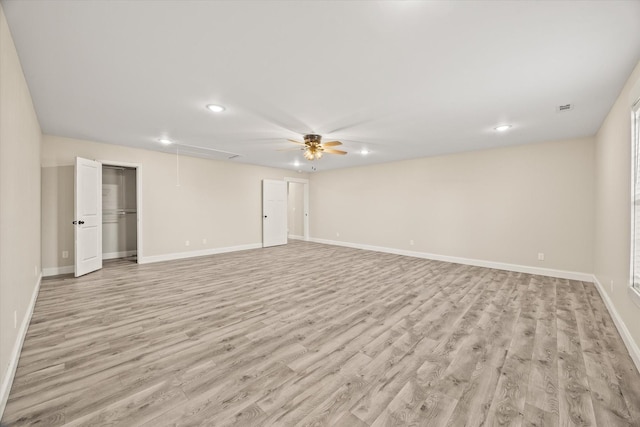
[289,134,347,160]
[206,104,226,113]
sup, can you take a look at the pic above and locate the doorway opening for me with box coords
[284,177,309,241]
[287,182,305,240]
[102,163,138,263]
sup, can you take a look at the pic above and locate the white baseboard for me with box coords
[44,245,262,274]
[42,265,74,277]
[138,243,262,264]
[288,235,305,241]
[308,238,593,282]
[592,275,640,373]
[102,250,137,260]
[0,273,42,419]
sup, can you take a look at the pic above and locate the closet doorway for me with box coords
[285,177,309,241]
[102,162,140,262]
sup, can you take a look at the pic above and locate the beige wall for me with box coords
[594,61,640,346]
[0,3,41,405]
[310,137,595,274]
[41,166,73,270]
[287,182,304,238]
[41,135,307,270]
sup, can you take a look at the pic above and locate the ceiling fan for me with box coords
[284,134,348,160]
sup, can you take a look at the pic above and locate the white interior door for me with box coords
[263,179,287,247]
[75,157,102,276]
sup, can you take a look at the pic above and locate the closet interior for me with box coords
[102,165,137,261]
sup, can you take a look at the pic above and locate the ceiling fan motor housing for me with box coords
[304,134,322,144]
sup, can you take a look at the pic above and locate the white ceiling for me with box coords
[3,1,640,172]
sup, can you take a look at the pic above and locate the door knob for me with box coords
[264,215,267,218]
[79,221,85,224]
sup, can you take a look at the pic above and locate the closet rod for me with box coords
[102,165,133,171]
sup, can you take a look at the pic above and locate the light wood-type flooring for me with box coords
[3,240,640,426]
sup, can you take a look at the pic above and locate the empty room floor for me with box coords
[2,240,640,426]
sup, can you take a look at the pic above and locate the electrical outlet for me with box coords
[185,240,190,247]
[62,250,69,259]
[336,232,340,237]
[410,240,414,246]
[202,238,207,245]
[537,252,545,261]
[14,310,17,328]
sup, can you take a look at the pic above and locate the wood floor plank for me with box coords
[581,283,640,425]
[62,377,187,427]
[370,379,458,427]
[444,280,526,427]
[525,276,559,420]
[523,403,558,427]
[2,241,639,426]
[572,282,633,426]
[350,336,438,424]
[556,279,598,427]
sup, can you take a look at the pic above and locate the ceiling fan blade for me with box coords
[288,139,306,145]
[324,149,348,155]
[322,141,342,147]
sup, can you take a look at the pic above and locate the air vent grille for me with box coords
[557,104,574,112]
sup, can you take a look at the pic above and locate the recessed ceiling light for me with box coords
[158,138,173,145]
[206,104,225,113]
[293,160,300,167]
[494,125,512,132]
[360,149,370,155]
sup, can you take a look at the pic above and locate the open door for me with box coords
[74,157,102,276]
[262,179,287,247]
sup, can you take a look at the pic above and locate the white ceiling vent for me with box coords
[557,104,574,112]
